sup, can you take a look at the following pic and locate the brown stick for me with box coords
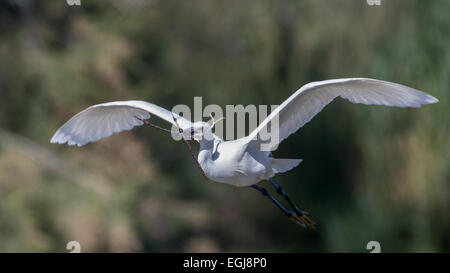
[134,116,173,133]
[171,113,208,180]
[135,115,208,180]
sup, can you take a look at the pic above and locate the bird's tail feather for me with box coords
[270,158,302,174]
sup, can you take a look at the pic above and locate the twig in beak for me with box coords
[171,113,208,180]
[135,116,173,134]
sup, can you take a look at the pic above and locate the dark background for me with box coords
[0,0,448,252]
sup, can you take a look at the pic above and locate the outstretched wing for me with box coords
[50,100,192,146]
[245,78,438,151]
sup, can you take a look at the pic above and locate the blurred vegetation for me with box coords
[0,0,448,252]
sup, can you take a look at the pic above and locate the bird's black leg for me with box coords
[251,184,308,228]
[268,179,308,216]
[267,179,316,229]
[251,185,293,217]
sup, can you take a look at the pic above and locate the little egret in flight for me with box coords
[51,78,438,229]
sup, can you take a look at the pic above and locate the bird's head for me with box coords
[186,114,223,143]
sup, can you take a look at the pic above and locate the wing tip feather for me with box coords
[425,95,439,104]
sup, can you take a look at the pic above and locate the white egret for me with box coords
[51,78,438,228]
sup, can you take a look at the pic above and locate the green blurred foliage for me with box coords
[0,0,448,252]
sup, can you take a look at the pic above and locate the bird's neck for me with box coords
[198,134,221,164]
[198,133,220,150]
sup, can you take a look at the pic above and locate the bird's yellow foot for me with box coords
[290,212,316,230]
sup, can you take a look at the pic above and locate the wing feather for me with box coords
[246,78,438,151]
[51,100,192,146]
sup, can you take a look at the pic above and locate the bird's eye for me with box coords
[190,127,194,135]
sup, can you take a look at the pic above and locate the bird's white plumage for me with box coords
[51,78,438,187]
[50,100,192,146]
[49,78,438,229]
[245,78,438,151]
